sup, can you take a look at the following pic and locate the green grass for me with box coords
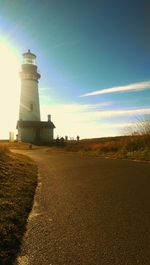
[0,146,37,265]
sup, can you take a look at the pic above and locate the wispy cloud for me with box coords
[101,122,134,129]
[41,102,150,138]
[41,102,112,115]
[90,108,150,118]
[41,103,150,119]
[80,80,150,97]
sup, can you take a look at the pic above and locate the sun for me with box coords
[0,40,20,139]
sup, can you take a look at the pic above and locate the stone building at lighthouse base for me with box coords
[17,117,55,144]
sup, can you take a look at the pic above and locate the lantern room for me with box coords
[22,49,36,65]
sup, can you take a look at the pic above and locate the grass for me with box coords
[0,140,44,150]
[63,134,150,161]
[61,118,150,161]
[0,145,37,265]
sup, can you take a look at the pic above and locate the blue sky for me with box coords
[0,0,150,138]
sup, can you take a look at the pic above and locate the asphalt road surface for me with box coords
[15,149,150,265]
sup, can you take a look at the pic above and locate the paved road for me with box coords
[15,149,150,265]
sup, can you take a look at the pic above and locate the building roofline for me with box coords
[17,120,55,129]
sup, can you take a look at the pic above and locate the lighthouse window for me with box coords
[30,103,33,111]
[26,58,32,64]
[24,57,36,65]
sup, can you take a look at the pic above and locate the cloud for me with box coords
[41,103,150,120]
[41,101,112,115]
[90,107,150,118]
[41,102,150,138]
[80,80,150,97]
[101,122,134,129]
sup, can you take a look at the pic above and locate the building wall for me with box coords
[18,128,36,143]
[18,127,54,143]
[40,128,53,142]
[19,79,41,121]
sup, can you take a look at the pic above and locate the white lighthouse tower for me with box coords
[17,50,55,143]
[19,50,41,121]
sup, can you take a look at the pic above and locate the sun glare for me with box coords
[0,41,20,139]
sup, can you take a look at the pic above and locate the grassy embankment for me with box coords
[0,144,37,265]
[64,134,150,161]
[0,140,43,150]
[63,119,150,161]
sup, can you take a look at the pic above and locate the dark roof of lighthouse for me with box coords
[23,49,36,58]
[17,120,55,129]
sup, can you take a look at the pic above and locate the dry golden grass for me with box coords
[0,144,10,157]
[0,140,43,150]
[0,147,37,264]
[64,134,150,161]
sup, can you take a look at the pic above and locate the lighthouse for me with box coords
[17,50,55,143]
[19,49,41,121]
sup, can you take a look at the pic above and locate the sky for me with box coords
[0,0,150,139]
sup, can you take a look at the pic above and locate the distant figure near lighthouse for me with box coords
[17,50,55,143]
